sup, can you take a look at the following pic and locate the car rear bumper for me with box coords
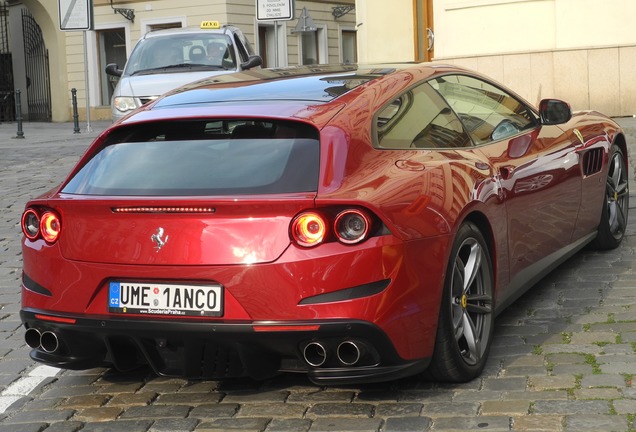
[20,309,430,385]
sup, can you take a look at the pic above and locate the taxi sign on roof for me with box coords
[200,20,221,29]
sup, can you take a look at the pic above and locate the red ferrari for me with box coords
[20,64,628,384]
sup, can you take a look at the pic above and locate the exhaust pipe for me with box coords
[25,328,42,349]
[40,331,60,353]
[303,342,327,367]
[337,340,362,366]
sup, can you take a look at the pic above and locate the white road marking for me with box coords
[0,365,60,413]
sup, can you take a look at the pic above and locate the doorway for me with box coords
[415,0,434,62]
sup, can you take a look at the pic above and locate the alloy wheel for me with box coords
[449,237,493,366]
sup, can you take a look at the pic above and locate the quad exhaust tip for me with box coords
[40,331,60,353]
[336,340,362,366]
[24,328,60,353]
[303,342,327,367]
[303,340,366,367]
[25,328,41,349]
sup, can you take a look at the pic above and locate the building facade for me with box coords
[3,0,356,121]
[5,0,634,121]
[357,0,636,117]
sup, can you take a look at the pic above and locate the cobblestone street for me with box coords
[1,118,636,431]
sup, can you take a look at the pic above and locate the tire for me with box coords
[592,145,629,250]
[425,222,494,382]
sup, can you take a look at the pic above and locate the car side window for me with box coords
[375,82,472,149]
[430,74,538,145]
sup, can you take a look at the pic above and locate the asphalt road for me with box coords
[1,118,636,431]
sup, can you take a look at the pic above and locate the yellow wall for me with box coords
[355,0,414,63]
[435,0,636,56]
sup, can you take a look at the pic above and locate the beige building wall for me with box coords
[355,0,414,63]
[357,0,636,117]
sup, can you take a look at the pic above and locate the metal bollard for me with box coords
[71,88,80,134]
[14,89,24,139]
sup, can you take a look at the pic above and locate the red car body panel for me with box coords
[20,63,627,384]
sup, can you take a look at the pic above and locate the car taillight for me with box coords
[291,208,376,248]
[21,209,40,240]
[21,208,61,244]
[292,212,327,247]
[334,209,371,244]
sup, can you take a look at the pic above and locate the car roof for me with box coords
[153,63,450,106]
[141,25,239,39]
[120,63,460,127]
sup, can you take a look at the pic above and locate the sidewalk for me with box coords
[0,120,111,147]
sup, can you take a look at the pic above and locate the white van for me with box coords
[106,22,262,122]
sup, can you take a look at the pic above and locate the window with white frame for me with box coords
[341,29,357,64]
[258,21,288,68]
[298,25,327,65]
[141,17,186,35]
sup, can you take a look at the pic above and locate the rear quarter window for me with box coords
[62,120,320,196]
[375,82,471,149]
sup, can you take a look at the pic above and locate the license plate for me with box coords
[108,281,223,316]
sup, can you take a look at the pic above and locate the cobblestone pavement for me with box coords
[1,118,636,432]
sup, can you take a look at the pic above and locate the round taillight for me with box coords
[334,209,371,244]
[22,209,40,240]
[292,212,327,247]
[40,211,61,243]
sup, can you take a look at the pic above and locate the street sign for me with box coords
[256,0,294,21]
[58,0,94,31]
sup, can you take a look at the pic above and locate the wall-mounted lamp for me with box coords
[332,5,355,19]
[110,0,135,23]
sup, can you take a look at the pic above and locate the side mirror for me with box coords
[105,63,123,77]
[539,99,572,125]
[241,55,263,70]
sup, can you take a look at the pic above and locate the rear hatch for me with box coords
[57,119,320,266]
[56,197,312,265]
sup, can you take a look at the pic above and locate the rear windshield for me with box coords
[62,120,320,196]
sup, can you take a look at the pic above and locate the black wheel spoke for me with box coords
[465,301,492,315]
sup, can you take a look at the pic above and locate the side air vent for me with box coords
[582,148,604,176]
